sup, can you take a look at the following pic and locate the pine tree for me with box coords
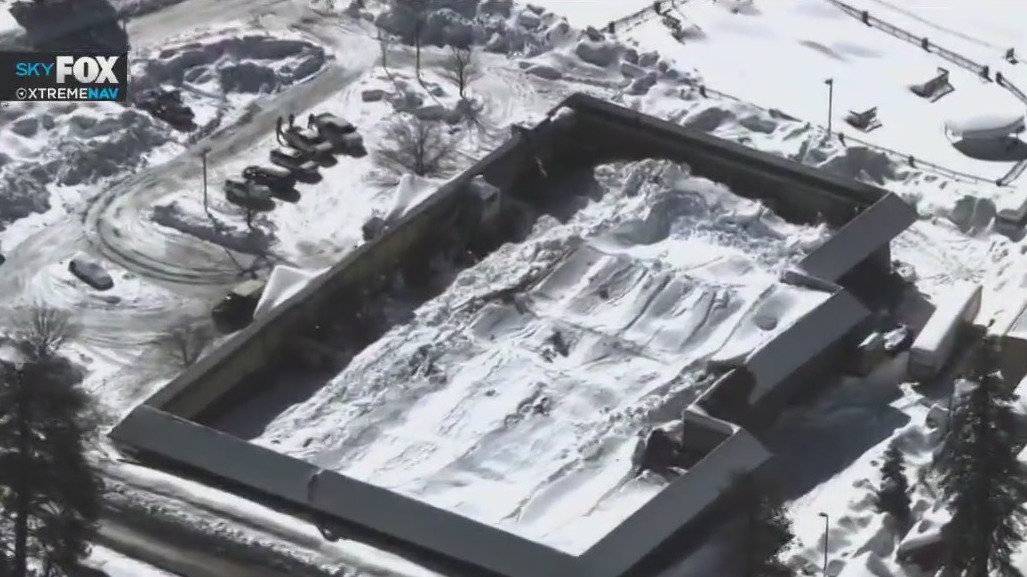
[938,338,1027,577]
[738,476,795,577]
[874,441,911,524]
[0,306,104,577]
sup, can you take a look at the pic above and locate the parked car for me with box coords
[212,278,266,331]
[282,126,333,156]
[308,112,358,150]
[224,179,275,211]
[68,255,114,290]
[309,112,356,136]
[338,132,367,157]
[269,147,320,180]
[243,165,296,191]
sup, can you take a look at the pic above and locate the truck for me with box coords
[907,282,983,381]
[212,279,267,331]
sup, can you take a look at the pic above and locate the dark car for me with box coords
[243,165,296,191]
[212,279,266,331]
[269,148,320,180]
[224,179,275,211]
[69,255,114,291]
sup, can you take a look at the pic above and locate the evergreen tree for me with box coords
[874,441,911,524]
[938,338,1027,577]
[0,306,104,577]
[738,476,795,577]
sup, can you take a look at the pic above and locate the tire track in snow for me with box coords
[84,20,377,285]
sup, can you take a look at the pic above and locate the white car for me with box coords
[69,255,114,291]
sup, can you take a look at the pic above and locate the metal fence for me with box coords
[605,0,691,35]
[829,0,1027,108]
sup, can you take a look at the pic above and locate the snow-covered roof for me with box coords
[945,113,1025,140]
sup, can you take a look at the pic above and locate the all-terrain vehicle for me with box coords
[224,178,275,211]
[212,278,266,332]
[242,165,296,192]
[137,88,196,131]
[269,147,320,181]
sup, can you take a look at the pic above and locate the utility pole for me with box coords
[824,78,834,136]
[818,512,829,576]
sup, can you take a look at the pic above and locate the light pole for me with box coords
[818,512,829,576]
[824,78,834,136]
[200,147,211,217]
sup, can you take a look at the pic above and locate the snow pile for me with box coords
[150,201,274,255]
[384,173,438,221]
[373,0,571,57]
[131,34,329,96]
[252,264,328,320]
[0,32,330,233]
[0,103,171,230]
[250,159,829,552]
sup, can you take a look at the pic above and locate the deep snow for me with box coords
[4,0,1027,576]
[246,159,829,552]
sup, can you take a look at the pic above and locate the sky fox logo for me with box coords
[15,55,121,84]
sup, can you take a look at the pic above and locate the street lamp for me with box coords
[818,512,829,576]
[824,78,834,136]
[200,146,211,217]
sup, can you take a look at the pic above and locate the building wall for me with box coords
[557,95,888,225]
[110,93,917,577]
[153,125,573,419]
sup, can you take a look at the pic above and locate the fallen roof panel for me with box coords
[797,193,917,283]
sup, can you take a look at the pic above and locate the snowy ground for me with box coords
[5,0,1027,576]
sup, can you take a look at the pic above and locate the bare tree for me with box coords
[12,305,74,361]
[374,115,460,180]
[375,26,391,70]
[154,317,214,368]
[441,45,475,99]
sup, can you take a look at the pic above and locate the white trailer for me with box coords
[908,282,983,381]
